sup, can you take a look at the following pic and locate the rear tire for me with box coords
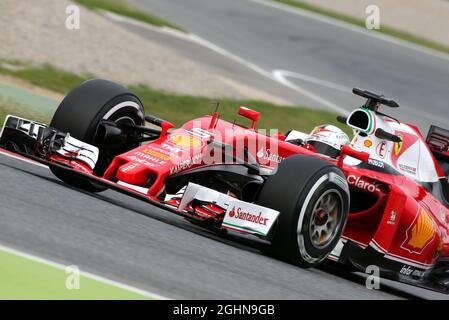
[257,155,349,267]
[50,79,144,192]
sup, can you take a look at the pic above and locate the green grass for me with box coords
[0,63,346,134]
[274,0,449,56]
[0,63,90,95]
[130,84,344,133]
[0,248,152,299]
[0,99,51,127]
[74,0,184,32]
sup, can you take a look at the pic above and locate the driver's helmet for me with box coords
[306,125,350,158]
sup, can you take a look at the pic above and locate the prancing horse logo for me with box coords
[394,134,404,156]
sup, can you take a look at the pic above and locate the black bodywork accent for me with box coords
[353,88,400,110]
[165,164,263,201]
[338,240,449,294]
[356,160,399,175]
[427,125,449,153]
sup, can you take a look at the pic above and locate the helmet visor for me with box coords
[309,141,340,158]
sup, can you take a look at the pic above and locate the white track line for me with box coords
[272,70,348,113]
[0,243,169,300]
[273,70,352,93]
[249,0,449,63]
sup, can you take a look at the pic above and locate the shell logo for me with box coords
[402,207,436,254]
[170,134,202,148]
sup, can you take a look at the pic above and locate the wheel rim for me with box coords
[308,189,342,249]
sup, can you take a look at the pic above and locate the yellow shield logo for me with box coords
[394,134,403,156]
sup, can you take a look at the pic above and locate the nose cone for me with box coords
[116,162,151,186]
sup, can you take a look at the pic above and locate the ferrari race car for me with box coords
[1,80,448,293]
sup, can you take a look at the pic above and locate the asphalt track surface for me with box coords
[2,1,449,300]
[128,0,449,132]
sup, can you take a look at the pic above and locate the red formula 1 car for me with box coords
[1,80,448,293]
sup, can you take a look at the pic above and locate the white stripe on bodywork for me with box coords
[384,253,432,270]
[329,238,346,259]
[117,180,149,194]
[370,240,433,269]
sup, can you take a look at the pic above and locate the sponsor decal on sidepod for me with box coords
[347,175,381,193]
[400,265,425,278]
[401,207,436,254]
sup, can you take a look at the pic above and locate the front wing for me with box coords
[0,115,279,239]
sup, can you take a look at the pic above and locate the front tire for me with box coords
[50,79,145,192]
[257,155,349,267]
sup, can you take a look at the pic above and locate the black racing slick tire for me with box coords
[49,79,145,192]
[257,154,350,268]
